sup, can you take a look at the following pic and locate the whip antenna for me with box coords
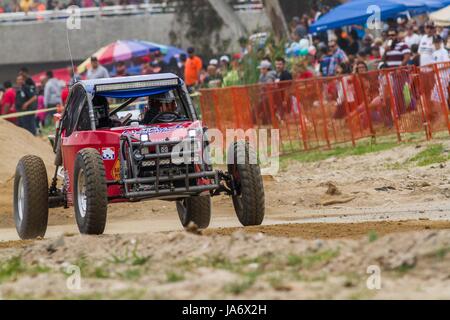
[66,28,76,83]
[65,6,80,84]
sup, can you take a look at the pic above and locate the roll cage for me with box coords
[59,74,197,138]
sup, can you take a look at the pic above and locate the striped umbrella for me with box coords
[137,40,187,63]
[77,40,158,74]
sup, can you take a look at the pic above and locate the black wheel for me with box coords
[176,196,211,229]
[74,148,108,235]
[14,155,49,239]
[227,141,265,226]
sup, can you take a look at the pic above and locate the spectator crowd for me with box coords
[196,13,449,89]
[150,8,449,91]
[1,5,449,136]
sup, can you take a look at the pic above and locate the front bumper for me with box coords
[117,134,220,199]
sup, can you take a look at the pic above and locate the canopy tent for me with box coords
[309,0,450,33]
[32,67,73,87]
[430,5,450,26]
[77,40,186,74]
[138,41,187,64]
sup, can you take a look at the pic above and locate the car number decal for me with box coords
[101,147,115,160]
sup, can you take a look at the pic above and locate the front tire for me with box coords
[74,148,108,235]
[14,155,49,239]
[227,141,265,226]
[176,196,211,229]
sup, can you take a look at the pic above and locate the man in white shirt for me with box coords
[432,36,449,63]
[86,56,110,80]
[418,22,436,66]
[404,25,421,48]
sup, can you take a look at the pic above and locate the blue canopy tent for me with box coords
[309,0,450,33]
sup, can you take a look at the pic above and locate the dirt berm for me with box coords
[0,119,55,224]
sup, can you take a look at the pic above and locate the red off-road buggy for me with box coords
[13,74,265,239]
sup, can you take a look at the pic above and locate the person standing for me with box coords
[115,61,129,77]
[408,44,421,66]
[419,22,436,66]
[405,25,421,48]
[140,56,153,75]
[184,47,203,91]
[19,67,36,91]
[202,60,222,88]
[86,56,110,80]
[222,55,241,87]
[432,36,449,63]
[274,57,292,82]
[152,51,168,73]
[15,74,37,135]
[1,81,16,123]
[166,57,181,77]
[178,53,187,80]
[258,60,276,84]
[43,70,62,126]
[68,66,81,87]
[219,55,230,76]
[327,40,349,76]
[384,29,410,68]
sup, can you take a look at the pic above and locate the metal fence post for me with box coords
[384,70,402,142]
[432,63,450,135]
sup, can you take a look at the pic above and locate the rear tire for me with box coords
[14,155,49,239]
[74,148,108,235]
[227,141,265,226]
[176,196,211,229]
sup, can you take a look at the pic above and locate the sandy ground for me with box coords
[1,121,450,298]
[1,227,450,299]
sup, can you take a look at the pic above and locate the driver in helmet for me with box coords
[142,92,177,124]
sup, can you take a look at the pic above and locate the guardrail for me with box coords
[0,1,263,24]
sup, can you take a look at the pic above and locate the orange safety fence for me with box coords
[199,62,450,154]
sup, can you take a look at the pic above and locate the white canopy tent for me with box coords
[429,5,450,26]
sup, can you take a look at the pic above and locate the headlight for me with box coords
[188,129,197,138]
[140,134,149,142]
[133,149,144,161]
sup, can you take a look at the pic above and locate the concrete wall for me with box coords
[0,11,270,66]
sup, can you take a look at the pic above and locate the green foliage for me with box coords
[368,230,378,242]
[224,278,255,294]
[287,250,339,269]
[434,247,450,260]
[173,0,226,58]
[0,256,24,283]
[166,271,185,283]
[0,256,50,284]
[282,140,399,164]
[408,144,449,166]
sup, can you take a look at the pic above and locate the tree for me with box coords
[262,0,288,42]
[207,0,248,38]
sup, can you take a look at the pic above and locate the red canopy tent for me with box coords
[31,68,72,87]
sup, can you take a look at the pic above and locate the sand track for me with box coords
[1,122,450,298]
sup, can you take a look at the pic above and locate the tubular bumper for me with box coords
[119,134,220,199]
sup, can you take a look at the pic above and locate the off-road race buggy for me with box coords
[13,74,265,239]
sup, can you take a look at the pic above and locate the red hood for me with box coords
[106,120,202,141]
